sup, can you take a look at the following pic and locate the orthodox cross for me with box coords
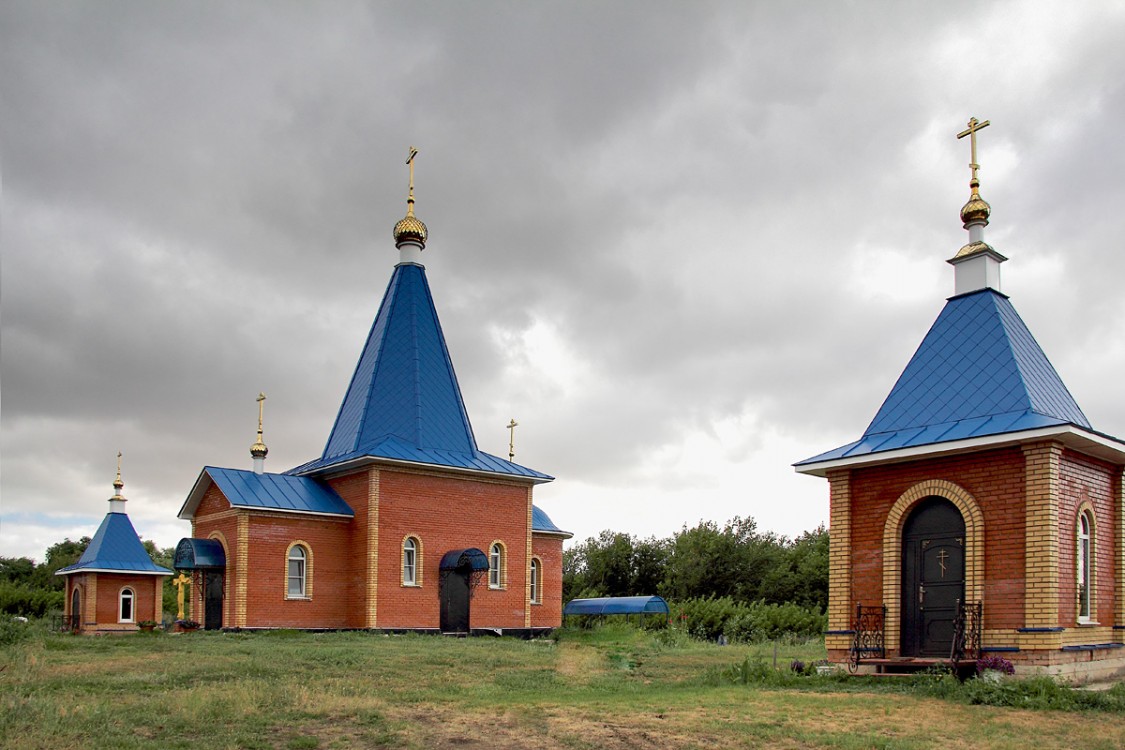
[172,572,192,620]
[406,146,419,210]
[936,549,949,578]
[256,392,266,437]
[507,418,519,461]
[956,117,990,186]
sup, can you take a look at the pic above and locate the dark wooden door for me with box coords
[901,498,965,657]
[440,568,470,634]
[70,588,81,630]
[204,572,224,630]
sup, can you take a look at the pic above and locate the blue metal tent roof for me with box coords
[563,596,670,616]
[797,289,1091,466]
[289,263,552,482]
[56,512,171,576]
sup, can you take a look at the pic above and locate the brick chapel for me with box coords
[796,119,1125,680]
[174,150,571,635]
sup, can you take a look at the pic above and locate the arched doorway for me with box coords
[901,497,965,657]
[439,548,488,634]
[70,587,81,631]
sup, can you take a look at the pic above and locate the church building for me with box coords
[796,119,1125,680]
[174,150,570,635]
[57,457,172,634]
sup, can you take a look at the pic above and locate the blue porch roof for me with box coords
[178,467,354,519]
[56,512,171,576]
[564,596,670,616]
[289,262,551,482]
[798,289,1091,466]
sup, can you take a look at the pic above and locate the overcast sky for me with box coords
[2,1,1124,562]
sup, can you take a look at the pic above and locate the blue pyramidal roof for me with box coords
[289,263,552,482]
[798,289,1090,465]
[56,511,172,576]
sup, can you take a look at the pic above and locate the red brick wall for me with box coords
[371,468,534,630]
[531,534,564,628]
[191,484,239,626]
[241,514,352,628]
[849,447,1026,630]
[1057,449,1118,626]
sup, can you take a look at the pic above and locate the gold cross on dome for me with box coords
[405,146,419,214]
[957,117,991,186]
[507,418,519,461]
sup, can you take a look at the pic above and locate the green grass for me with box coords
[2,624,1122,749]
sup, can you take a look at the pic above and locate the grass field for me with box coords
[2,624,1124,749]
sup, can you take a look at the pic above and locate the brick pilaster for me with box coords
[826,469,852,653]
[1022,442,1062,635]
[1116,467,1124,628]
[367,470,380,628]
[236,514,249,628]
[525,486,533,629]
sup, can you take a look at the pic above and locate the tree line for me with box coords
[563,516,828,610]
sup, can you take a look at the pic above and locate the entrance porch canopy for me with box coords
[173,538,226,570]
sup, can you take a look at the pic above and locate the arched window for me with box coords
[288,544,308,597]
[119,587,135,623]
[403,536,419,586]
[489,542,504,589]
[1078,511,1094,622]
[529,558,541,604]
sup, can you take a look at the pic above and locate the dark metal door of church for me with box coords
[901,497,965,657]
[440,569,470,634]
[204,572,224,630]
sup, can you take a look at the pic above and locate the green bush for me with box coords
[0,581,64,617]
[723,601,826,642]
[672,596,749,640]
[0,616,34,646]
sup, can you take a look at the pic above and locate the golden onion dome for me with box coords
[954,240,994,259]
[250,438,268,458]
[393,212,428,246]
[960,194,991,225]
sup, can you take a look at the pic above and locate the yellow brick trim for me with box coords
[152,577,163,622]
[1023,442,1061,629]
[826,470,852,633]
[236,515,249,628]
[882,479,984,655]
[400,533,423,587]
[285,540,314,599]
[367,470,380,628]
[207,531,231,627]
[489,540,508,590]
[526,486,534,627]
[86,576,97,629]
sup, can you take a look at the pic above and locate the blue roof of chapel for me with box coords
[201,467,354,517]
[56,511,172,576]
[797,288,1090,465]
[288,262,552,482]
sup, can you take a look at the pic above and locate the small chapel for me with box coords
[796,119,1125,680]
[173,149,570,635]
[57,456,173,634]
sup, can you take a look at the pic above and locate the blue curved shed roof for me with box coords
[563,596,670,616]
[439,547,489,572]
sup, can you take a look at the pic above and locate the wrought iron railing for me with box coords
[950,599,982,664]
[51,614,80,632]
[848,604,886,672]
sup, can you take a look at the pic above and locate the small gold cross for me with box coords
[507,419,519,461]
[956,117,991,187]
[936,549,949,578]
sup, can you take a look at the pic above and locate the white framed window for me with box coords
[489,542,504,589]
[288,544,308,597]
[1077,510,1094,623]
[119,587,135,623]
[529,558,541,604]
[403,536,418,586]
